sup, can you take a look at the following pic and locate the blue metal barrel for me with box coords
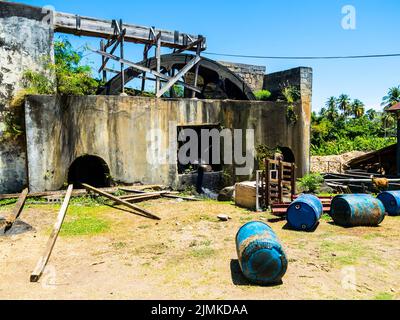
[235,221,287,285]
[377,191,400,216]
[286,194,323,231]
[330,194,386,227]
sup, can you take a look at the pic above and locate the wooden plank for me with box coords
[161,194,200,201]
[278,160,283,203]
[4,188,29,233]
[155,33,161,95]
[291,163,296,200]
[91,48,202,94]
[121,189,200,201]
[118,191,178,200]
[156,55,201,97]
[122,194,162,203]
[82,184,161,220]
[30,185,73,283]
[119,185,165,193]
[0,185,152,200]
[54,11,206,51]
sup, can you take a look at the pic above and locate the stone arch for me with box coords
[67,155,111,188]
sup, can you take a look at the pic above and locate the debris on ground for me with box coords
[217,214,231,221]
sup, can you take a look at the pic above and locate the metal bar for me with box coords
[156,55,201,98]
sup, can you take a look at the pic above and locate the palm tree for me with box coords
[351,99,365,118]
[381,86,400,110]
[337,94,352,117]
[324,96,339,121]
[366,108,377,120]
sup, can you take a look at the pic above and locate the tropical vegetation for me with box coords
[311,88,400,156]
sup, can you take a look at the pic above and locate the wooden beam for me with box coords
[156,55,201,97]
[119,189,200,201]
[121,194,162,203]
[4,188,29,233]
[119,191,171,200]
[155,33,161,95]
[30,185,73,283]
[0,186,153,200]
[82,184,161,220]
[91,48,202,94]
[54,11,206,51]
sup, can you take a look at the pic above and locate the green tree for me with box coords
[351,99,365,118]
[381,86,400,110]
[324,96,339,121]
[366,108,377,120]
[337,94,352,116]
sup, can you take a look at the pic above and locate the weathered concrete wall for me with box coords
[0,2,54,193]
[219,61,266,92]
[264,67,313,174]
[25,96,310,192]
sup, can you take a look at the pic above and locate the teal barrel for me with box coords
[377,191,400,216]
[235,221,288,285]
[330,194,386,227]
[286,194,323,231]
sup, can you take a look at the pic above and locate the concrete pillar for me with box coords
[0,2,54,193]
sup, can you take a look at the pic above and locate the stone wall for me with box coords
[264,67,313,174]
[0,2,54,193]
[219,61,266,92]
[24,96,310,192]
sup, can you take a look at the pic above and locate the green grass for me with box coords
[190,247,215,259]
[112,241,128,249]
[374,292,394,300]
[319,241,367,266]
[59,206,110,236]
[321,214,332,222]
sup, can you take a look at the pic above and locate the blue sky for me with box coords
[16,0,400,112]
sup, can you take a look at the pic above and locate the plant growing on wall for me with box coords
[255,144,281,170]
[280,82,300,125]
[254,89,272,101]
[2,39,102,141]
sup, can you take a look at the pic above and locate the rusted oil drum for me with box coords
[286,194,323,231]
[235,221,288,285]
[330,194,385,227]
[377,191,400,216]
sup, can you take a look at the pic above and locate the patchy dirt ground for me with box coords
[0,198,399,300]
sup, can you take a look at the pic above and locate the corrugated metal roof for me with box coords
[386,102,400,112]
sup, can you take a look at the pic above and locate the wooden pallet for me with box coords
[271,196,332,217]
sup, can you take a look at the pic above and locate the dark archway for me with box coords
[279,147,295,163]
[68,155,111,188]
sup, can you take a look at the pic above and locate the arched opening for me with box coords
[279,147,295,163]
[68,155,111,188]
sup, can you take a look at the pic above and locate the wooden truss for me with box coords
[84,18,206,97]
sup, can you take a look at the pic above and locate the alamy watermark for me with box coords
[341,5,356,30]
[146,122,255,176]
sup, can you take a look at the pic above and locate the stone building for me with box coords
[0,1,312,193]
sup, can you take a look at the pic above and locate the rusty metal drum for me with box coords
[330,194,386,227]
[287,194,323,231]
[377,191,400,216]
[235,221,288,285]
